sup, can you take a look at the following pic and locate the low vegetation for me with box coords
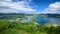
[0,20,60,34]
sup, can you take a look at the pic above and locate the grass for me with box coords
[0,20,60,34]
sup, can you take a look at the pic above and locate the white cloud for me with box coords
[0,0,35,13]
[44,2,60,14]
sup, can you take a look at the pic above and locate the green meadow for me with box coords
[0,20,60,34]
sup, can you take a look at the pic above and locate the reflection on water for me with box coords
[36,16,48,24]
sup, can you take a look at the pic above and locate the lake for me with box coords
[24,16,60,24]
[36,16,60,24]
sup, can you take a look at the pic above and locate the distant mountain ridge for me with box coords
[0,13,60,20]
[0,13,25,15]
[0,13,25,20]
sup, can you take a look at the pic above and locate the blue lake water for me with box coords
[36,16,60,24]
[36,16,48,24]
[24,16,60,24]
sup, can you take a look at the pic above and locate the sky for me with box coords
[0,0,60,14]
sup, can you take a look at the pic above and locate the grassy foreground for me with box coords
[0,20,60,34]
